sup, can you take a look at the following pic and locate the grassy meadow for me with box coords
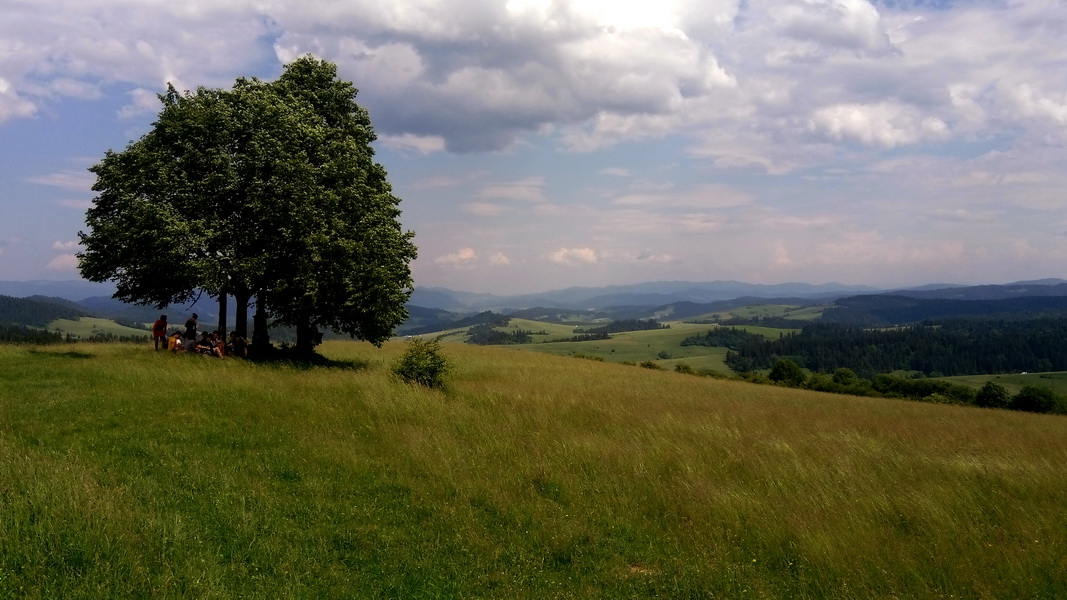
[1,340,1065,598]
[47,317,150,339]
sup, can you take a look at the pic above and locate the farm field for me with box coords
[1,340,1065,598]
[430,316,796,372]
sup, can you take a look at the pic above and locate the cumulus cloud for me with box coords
[2,0,1064,169]
[548,247,598,265]
[434,247,478,267]
[489,252,511,266]
[809,101,948,147]
[46,253,79,271]
[52,240,80,251]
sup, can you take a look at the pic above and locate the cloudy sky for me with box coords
[2,0,1066,295]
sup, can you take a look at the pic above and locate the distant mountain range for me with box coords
[4,278,1067,334]
[408,280,884,312]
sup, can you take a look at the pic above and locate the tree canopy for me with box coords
[79,56,417,353]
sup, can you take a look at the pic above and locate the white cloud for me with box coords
[52,240,80,251]
[46,253,79,271]
[26,170,95,192]
[378,133,446,154]
[548,247,598,265]
[489,252,511,265]
[809,102,948,147]
[478,178,546,202]
[434,247,478,267]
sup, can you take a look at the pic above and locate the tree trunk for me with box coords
[295,320,322,358]
[217,294,228,336]
[251,296,270,358]
[234,289,251,338]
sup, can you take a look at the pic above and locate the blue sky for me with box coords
[1,0,1065,295]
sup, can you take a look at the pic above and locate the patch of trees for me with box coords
[0,295,86,328]
[576,319,668,334]
[724,318,1067,377]
[681,327,767,350]
[823,295,1067,327]
[757,359,1066,415]
[556,333,611,343]
[0,324,65,344]
[465,324,533,345]
[719,316,808,328]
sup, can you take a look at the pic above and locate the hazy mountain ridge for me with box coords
[6,278,1067,334]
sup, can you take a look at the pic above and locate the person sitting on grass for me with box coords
[168,330,184,353]
[227,331,248,358]
[196,332,215,356]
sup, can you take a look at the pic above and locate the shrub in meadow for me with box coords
[392,337,452,388]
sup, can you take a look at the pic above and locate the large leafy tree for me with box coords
[79,56,417,354]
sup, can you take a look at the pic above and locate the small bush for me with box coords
[393,338,452,388]
[639,361,663,370]
[674,363,696,375]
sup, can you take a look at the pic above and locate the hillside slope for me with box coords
[0,341,1064,598]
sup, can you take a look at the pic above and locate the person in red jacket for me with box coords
[151,315,168,350]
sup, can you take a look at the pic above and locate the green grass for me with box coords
[1,341,1066,598]
[942,371,1067,395]
[46,317,149,339]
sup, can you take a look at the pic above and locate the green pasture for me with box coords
[46,317,150,339]
[0,341,1065,598]
[943,371,1067,395]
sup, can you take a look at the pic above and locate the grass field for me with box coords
[46,317,150,339]
[943,371,1067,395]
[1,341,1065,598]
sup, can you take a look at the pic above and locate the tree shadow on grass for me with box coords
[248,347,370,372]
[26,349,94,360]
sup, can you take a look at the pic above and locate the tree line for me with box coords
[750,359,1066,415]
[576,319,668,334]
[722,318,1067,377]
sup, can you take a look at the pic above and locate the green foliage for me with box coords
[638,360,664,370]
[832,367,858,386]
[577,319,668,334]
[975,381,1012,409]
[0,295,87,327]
[465,323,532,345]
[0,324,64,344]
[392,338,452,388]
[681,326,767,349]
[769,358,807,387]
[1010,385,1063,414]
[79,56,416,350]
[728,318,1067,377]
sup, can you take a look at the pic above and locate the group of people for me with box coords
[152,313,248,358]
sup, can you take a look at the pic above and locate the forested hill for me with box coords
[0,295,87,327]
[822,295,1067,326]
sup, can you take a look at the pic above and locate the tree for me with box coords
[1010,386,1061,414]
[79,57,416,355]
[769,358,807,387]
[975,381,1011,409]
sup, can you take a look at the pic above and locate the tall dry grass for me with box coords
[0,341,1064,598]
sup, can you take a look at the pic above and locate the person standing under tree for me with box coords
[152,315,168,350]
[183,313,198,351]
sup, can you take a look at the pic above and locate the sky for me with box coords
[1,0,1066,296]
